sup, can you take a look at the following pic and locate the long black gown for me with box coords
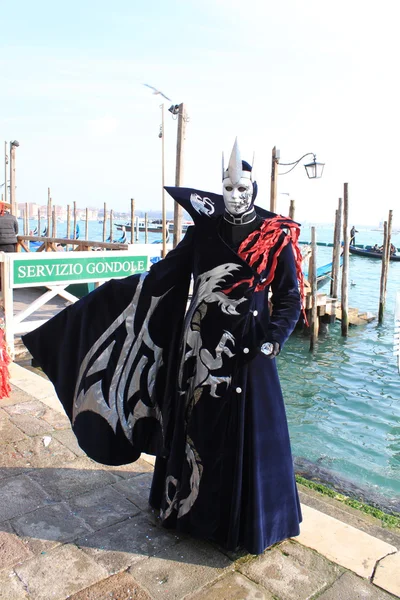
[22,187,302,554]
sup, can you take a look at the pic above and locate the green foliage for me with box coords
[296,475,400,529]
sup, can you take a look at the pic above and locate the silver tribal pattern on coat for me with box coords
[161,263,247,520]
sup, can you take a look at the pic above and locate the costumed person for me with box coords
[22,139,304,555]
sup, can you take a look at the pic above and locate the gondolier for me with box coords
[22,139,305,554]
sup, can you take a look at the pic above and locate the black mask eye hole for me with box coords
[238,187,247,192]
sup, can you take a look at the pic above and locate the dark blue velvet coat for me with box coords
[23,187,301,555]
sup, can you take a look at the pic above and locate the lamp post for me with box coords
[169,102,187,248]
[270,148,324,213]
[9,140,19,216]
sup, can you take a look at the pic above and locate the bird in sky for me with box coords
[143,84,172,102]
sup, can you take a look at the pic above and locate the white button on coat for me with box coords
[236,387,242,393]
[243,348,249,354]
[253,310,258,316]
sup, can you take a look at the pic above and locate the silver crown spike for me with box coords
[227,137,242,185]
[251,151,255,183]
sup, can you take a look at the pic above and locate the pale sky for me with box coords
[1,0,399,226]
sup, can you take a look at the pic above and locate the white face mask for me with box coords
[223,177,254,216]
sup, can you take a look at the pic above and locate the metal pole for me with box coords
[161,104,167,258]
[173,102,186,248]
[341,183,349,336]
[270,146,279,213]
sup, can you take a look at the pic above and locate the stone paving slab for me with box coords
[296,504,398,578]
[67,486,141,532]
[8,364,60,414]
[14,543,109,600]
[15,435,77,468]
[0,474,49,522]
[0,521,32,570]
[299,486,400,549]
[239,540,342,600]
[77,513,179,575]
[68,570,153,600]
[373,551,400,597]
[129,539,232,600]
[0,443,32,479]
[318,571,397,599]
[112,472,154,510]
[103,457,155,480]
[26,457,120,501]
[187,571,275,599]
[3,399,47,418]
[52,428,87,457]
[41,407,70,430]
[0,417,27,445]
[8,413,53,437]
[0,570,28,599]
[10,502,92,555]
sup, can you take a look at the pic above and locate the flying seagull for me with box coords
[143,84,172,102]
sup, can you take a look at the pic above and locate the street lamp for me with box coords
[270,147,325,213]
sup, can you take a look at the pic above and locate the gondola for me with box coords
[349,245,400,261]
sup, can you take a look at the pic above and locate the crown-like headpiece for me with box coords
[222,138,255,184]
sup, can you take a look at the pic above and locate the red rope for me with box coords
[0,327,11,399]
[224,216,307,323]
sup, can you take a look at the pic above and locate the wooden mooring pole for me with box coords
[289,199,295,220]
[52,207,56,238]
[341,183,349,336]
[37,209,41,237]
[110,210,113,242]
[47,188,51,237]
[85,208,89,241]
[102,203,107,243]
[378,210,393,323]
[73,201,77,239]
[330,197,343,298]
[145,212,148,244]
[130,199,135,244]
[135,216,139,242]
[310,226,318,351]
[24,202,29,235]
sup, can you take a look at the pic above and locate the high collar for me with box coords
[223,208,257,226]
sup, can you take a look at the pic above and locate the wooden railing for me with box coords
[17,235,129,253]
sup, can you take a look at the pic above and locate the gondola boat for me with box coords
[349,245,400,261]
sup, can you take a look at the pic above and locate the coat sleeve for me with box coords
[22,228,195,466]
[265,241,301,349]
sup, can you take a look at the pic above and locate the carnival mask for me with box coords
[223,177,254,216]
[222,138,256,217]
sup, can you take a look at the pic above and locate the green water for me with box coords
[279,225,400,509]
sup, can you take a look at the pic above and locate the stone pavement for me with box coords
[0,363,399,600]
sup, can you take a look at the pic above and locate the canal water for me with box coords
[22,219,400,511]
[282,225,400,512]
